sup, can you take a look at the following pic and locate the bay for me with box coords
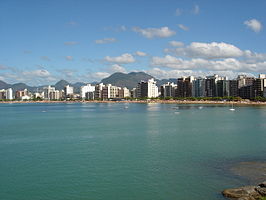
[0,103,266,200]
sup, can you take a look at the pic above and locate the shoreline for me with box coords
[1,99,266,106]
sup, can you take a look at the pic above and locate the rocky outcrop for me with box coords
[222,181,266,200]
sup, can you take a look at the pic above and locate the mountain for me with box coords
[0,72,178,93]
[157,78,177,86]
[11,83,36,92]
[101,72,154,89]
[0,81,37,92]
[53,80,87,93]
[0,80,11,89]
[53,80,70,90]
[72,82,87,93]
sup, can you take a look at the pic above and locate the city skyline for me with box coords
[0,0,266,85]
[1,73,266,101]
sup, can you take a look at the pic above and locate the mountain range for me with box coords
[0,72,176,92]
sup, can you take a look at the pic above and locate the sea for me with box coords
[0,102,266,200]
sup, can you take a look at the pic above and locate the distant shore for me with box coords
[1,99,266,106]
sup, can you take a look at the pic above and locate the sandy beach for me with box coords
[1,99,266,106]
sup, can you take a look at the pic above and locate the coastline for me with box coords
[1,99,266,106]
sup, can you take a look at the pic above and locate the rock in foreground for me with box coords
[222,181,266,200]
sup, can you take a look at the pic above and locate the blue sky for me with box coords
[0,0,265,85]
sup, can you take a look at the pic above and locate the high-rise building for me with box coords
[239,85,254,99]
[131,88,137,98]
[6,88,13,100]
[253,74,266,98]
[192,77,206,97]
[160,82,177,98]
[118,87,130,98]
[95,83,105,99]
[0,89,6,100]
[217,79,229,97]
[80,84,95,99]
[64,85,74,99]
[50,90,60,100]
[86,92,95,100]
[102,84,120,99]
[229,80,238,97]
[137,78,159,98]
[43,85,56,100]
[15,89,29,99]
[237,75,254,89]
[177,76,194,97]
[205,75,226,97]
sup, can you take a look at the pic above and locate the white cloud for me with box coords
[244,19,263,33]
[132,26,176,39]
[57,69,76,78]
[151,55,192,69]
[165,42,243,59]
[178,24,189,31]
[65,56,73,61]
[85,72,110,81]
[104,25,127,32]
[169,41,184,47]
[16,69,56,85]
[0,75,5,81]
[64,41,78,45]
[243,50,266,62]
[146,67,255,80]
[135,51,147,57]
[95,38,117,44]
[104,53,135,64]
[146,68,193,79]
[175,8,182,16]
[0,68,58,85]
[22,69,51,77]
[110,64,127,73]
[192,4,200,15]
[151,54,266,72]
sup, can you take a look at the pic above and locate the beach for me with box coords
[1,99,266,106]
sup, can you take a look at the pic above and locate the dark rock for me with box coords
[256,187,266,196]
[222,186,261,199]
[222,181,266,200]
[259,181,266,188]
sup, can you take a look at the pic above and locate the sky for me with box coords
[0,0,266,85]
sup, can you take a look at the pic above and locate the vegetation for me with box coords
[158,96,243,101]
[252,96,266,102]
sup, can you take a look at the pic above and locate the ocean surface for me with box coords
[0,103,266,200]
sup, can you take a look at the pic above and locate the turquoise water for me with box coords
[1,103,266,200]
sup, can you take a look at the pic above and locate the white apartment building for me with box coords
[6,88,13,100]
[137,78,159,98]
[120,87,130,98]
[43,85,56,100]
[80,84,95,99]
[50,90,61,100]
[95,83,105,99]
[64,85,74,96]
[102,84,120,99]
